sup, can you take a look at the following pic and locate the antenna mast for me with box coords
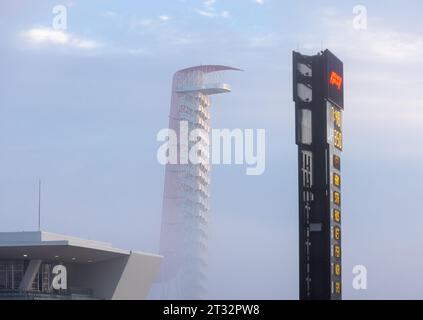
[38,179,41,231]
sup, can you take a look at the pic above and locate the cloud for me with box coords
[247,33,282,49]
[98,11,193,50]
[21,26,155,56]
[204,0,216,10]
[196,0,230,19]
[197,0,216,17]
[127,48,149,55]
[158,15,170,22]
[316,10,423,63]
[100,11,120,19]
[129,15,171,31]
[221,11,231,19]
[22,27,100,50]
[367,31,423,61]
[196,9,216,17]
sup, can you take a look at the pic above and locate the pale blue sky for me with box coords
[0,0,423,299]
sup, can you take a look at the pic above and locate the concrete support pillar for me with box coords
[19,260,42,291]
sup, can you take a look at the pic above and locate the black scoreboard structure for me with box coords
[293,49,344,300]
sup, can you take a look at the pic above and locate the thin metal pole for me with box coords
[38,179,41,231]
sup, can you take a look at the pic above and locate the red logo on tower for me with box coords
[325,50,344,109]
[329,71,343,91]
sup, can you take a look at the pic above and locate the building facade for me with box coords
[0,231,162,300]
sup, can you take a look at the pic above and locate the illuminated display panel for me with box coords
[333,173,341,188]
[335,282,341,294]
[330,72,343,91]
[334,227,341,240]
[334,131,343,151]
[325,50,344,109]
[327,102,343,152]
[333,107,342,130]
[333,191,341,206]
[334,245,341,258]
[331,105,343,151]
[327,79,343,300]
[334,263,341,276]
[325,52,344,299]
[333,155,341,171]
[334,209,341,223]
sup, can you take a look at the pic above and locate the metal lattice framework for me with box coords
[158,65,241,299]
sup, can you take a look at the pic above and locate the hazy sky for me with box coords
[0,0,422,299]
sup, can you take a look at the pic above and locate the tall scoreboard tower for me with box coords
[292,50,344,300]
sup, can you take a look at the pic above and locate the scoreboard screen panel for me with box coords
[333,173,341,188]
[333,155,341,171]
[327,98,343,299]
[334,263,341,276]
[333,209,341,223]
[328,104,343,151]
[325,50,344,109]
